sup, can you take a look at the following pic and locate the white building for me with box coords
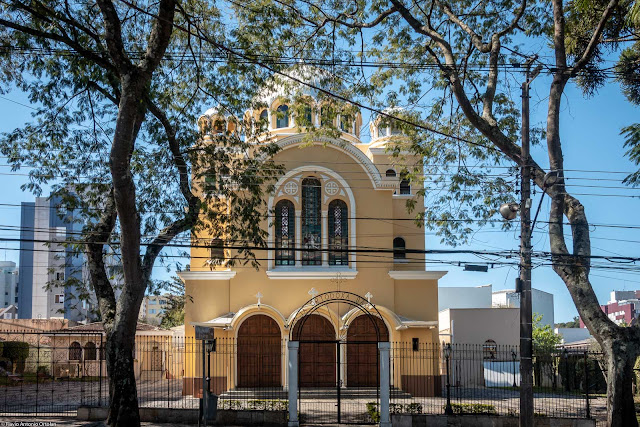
[492,288,555,328]
[438,284,492,310]
[0,261,18,308]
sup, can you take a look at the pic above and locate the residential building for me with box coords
[179,67,445,396]
[143,294,172,325]
[554,327,591,345]
[0,261,18,308]
[579,289,640,327]
[0,305,18,319]
[17,195,95,322]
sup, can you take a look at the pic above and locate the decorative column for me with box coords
[288,341,299,427]
[378,342,391,427]
[295,210,302,267]
[321,210,328,266]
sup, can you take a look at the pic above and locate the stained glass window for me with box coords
[328,200,348,266]
[302,178,322,265]
[275,200,295,265]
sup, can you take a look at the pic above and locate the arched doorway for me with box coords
[293,314,336,387]
[346,315,389,387]
[237,314,281,387]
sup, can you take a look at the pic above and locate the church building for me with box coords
[179,69,447,397]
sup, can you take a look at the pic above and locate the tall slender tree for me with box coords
[0,1,281,424]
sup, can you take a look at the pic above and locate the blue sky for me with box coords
[0,73,638,323]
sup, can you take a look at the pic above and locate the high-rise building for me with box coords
[17,195,95,322]
[0,261,18,308]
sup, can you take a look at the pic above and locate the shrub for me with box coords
[448,403,498,415]
[36,365,49,377]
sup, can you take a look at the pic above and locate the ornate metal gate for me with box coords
[288,290,387,425]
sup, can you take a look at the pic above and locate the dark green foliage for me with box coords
[449,403,498,415]
[2,341,29,373]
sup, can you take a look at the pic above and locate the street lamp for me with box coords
[443,343,453,415]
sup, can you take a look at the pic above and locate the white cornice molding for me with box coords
[177,270,237,281]
[266,267,358,280]
[388,270,448,280]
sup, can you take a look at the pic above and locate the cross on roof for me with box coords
[255,292,263,305]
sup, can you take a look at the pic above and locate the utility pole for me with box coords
[520,57,541,427]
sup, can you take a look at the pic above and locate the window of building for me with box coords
[276,105,289,128]
[393,237,406,260]
[210,238,225,265]
[320,106,334,127]
[55,272,65,281]
[302,178,322,265]
[340,115,353,133]
[299,106,313,126]
[69,342,82,361]
[150,309,156,314]
[399,174,411,195]
[328,200,348,266]
[259,109,268,122]
[84,342,97,360]
[483,339,498,360]
[386,169,396,178]
[55,294,64,304]
[275,200,295,266]
[212,119,225,134]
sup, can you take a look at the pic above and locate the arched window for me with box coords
[320,106,333,127]
[302,106,313,126]
[483,339,498,360]
[340,115,353,133]
[328,200,348,266]
[399,173,411,195]
[393,237,406,260]
[276,105,289,128]
[84,342,97,361]
[259,109,268,122]
[212,119,225,134]
[275,200,295,266]
[210,238,224,265]
[385,169,396,178]
[302,178,321,265]
[69,341,82,361]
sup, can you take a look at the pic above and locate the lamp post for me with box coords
[444,343,453,415]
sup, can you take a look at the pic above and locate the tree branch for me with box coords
[571,0,619,76]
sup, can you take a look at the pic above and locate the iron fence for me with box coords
[389,342,605,422]
[0,331,608,424]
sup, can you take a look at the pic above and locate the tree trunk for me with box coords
[105,325,140,426]
[603,335,640,427]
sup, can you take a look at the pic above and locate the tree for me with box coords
[0,1,281,424]
[236,0,638,424]
[556,316,581,328]
[533,313,562,388]
[2,341,30,374]
[158,277,187,329]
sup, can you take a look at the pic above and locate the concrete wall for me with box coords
[439,285,492,311]
[391,414,594,427]
[440,308,519,346]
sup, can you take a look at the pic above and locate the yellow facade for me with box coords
[180,79,446,396]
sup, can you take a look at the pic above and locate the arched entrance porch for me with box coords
[346,315,389,387]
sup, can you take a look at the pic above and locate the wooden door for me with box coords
[237,315,281,387]
[293,314,336,387]
[346,315,389,387]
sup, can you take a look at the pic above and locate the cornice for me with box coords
[388,270,448,280]
[266,267,358,280]
[177,270,237,281]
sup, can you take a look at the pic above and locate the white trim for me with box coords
[388,270,448,280]
[273,136,395,191]
[176,270,236,281]
[266,267,358,280]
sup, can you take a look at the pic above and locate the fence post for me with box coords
[379,342,391,427]
[99,334,103,407]
[584,351,590,419]
[288,341,299,427]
